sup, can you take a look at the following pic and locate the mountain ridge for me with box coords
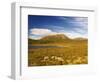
[28,34,87,44]
[41,34,70,40]
[29,34,87,40]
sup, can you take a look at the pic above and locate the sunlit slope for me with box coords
[28,34,88,66]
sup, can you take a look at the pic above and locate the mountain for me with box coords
[41,34,70,41]
[28,34,87,44]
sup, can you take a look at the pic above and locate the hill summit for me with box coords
[41,34,70,40]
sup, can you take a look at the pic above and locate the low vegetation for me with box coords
[28,34,88,66]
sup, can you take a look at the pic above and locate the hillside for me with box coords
[28,34,88,66]
[28,34,87,44]
[41,34,70,40]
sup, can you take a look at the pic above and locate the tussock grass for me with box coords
[28,41,88,66]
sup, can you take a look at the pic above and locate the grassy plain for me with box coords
[28,38,88,66]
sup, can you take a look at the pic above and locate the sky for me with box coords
[28,15,88,39]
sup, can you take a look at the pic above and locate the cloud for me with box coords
[28,15,88,40]
[73,27,87,34]
[67,17,88,37]
[63,31,87,39]
[29,28,58,39]
[63,17,88,29]
[74,17,87,22]
[72,17,88,37]
[29,28,53,35]
[29,28,87,40]
[73,17,88,29]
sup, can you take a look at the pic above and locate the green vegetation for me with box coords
[28,34,88,66]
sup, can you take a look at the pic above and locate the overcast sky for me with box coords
[28,15,88,39]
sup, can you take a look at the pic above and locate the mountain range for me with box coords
[28,34,87,44]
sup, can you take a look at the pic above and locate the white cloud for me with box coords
[29,28,58,39]
[29,28,53,35]
[29,27,87,40]
[63,31,87,39]
[74,17,88,29]
[74,17,87,22]
[29,35,42,40]
[74,27,87,34]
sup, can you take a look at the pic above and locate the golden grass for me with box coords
[28,41,88,66]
